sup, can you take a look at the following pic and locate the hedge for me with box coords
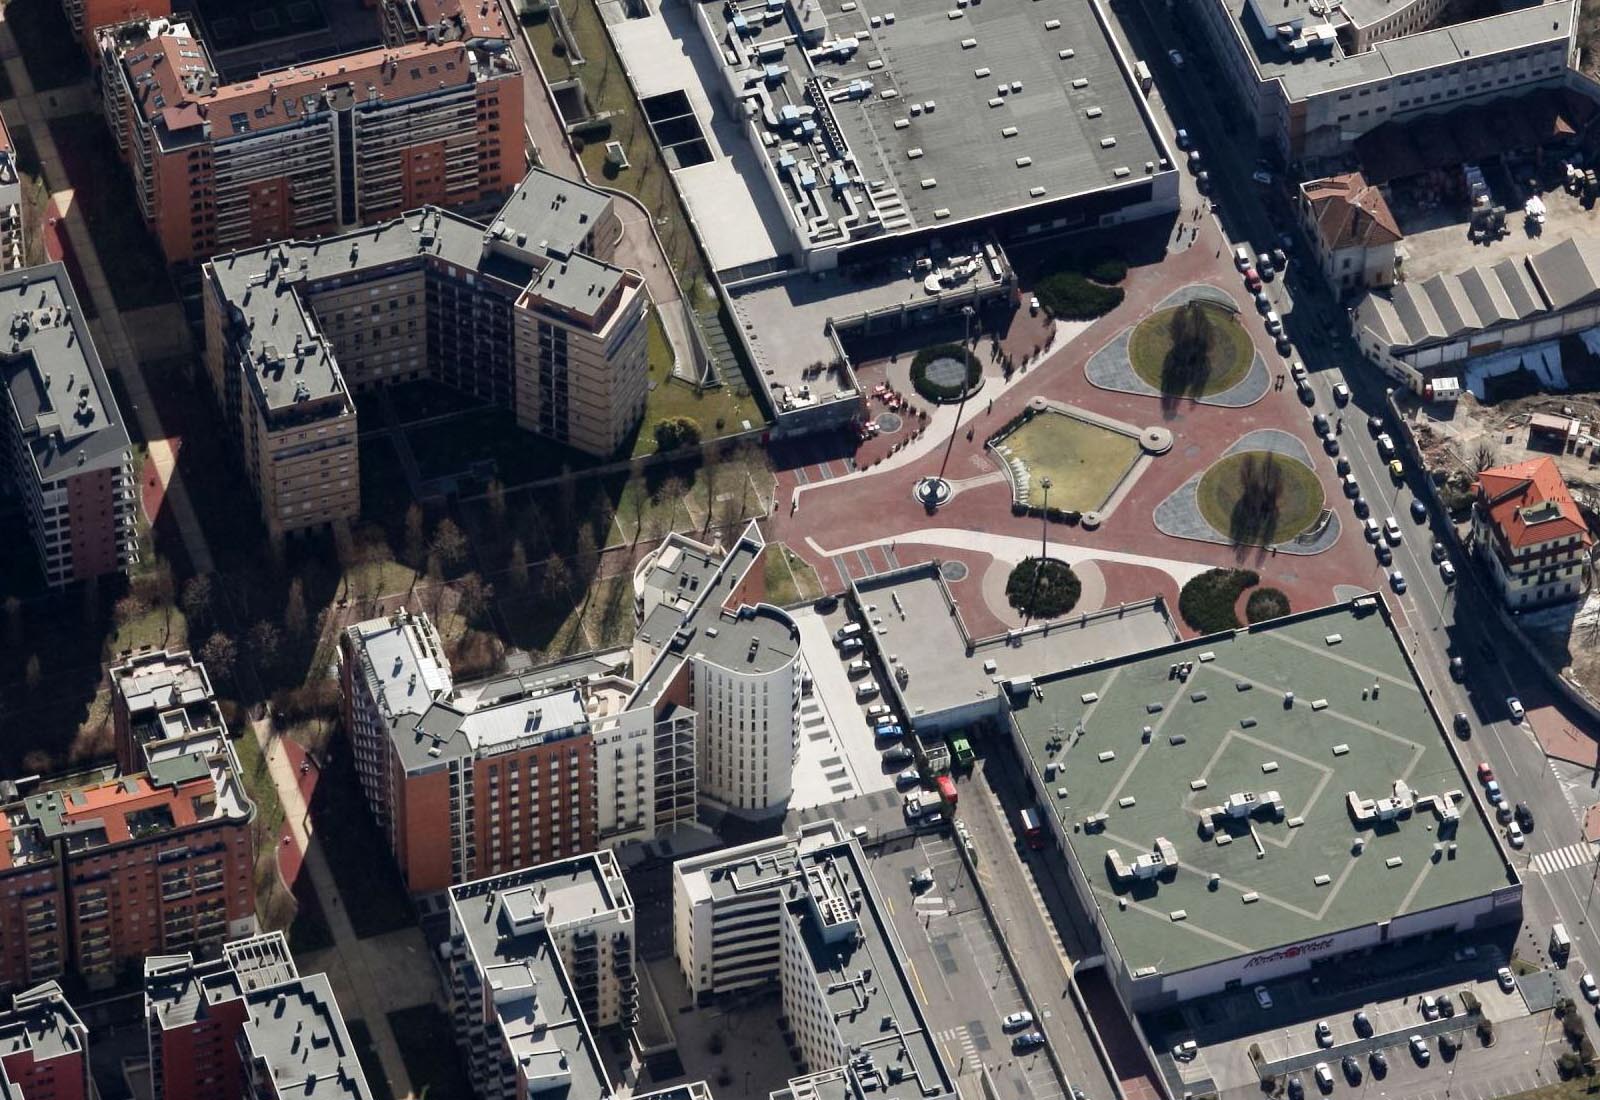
[1088,257,1129,285]
[1245,587,1290,624]
[1005,557,1081,618]
[1035,272,1124,321]
[1178,568,1260,634]
[910,344,982,403]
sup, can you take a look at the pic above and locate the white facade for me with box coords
[673,834,795,998]
[691,643,802,813]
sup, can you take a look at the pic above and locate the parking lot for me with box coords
[787,605,897,809]
[863,829,1070,1100]
[1149,939,1544,1100]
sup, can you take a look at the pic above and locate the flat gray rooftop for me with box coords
[851,563,1177,725]
[0,262,130,484]
[1227,0,1572,101]
[1009,601,1515,977]
[242,974,373,1099]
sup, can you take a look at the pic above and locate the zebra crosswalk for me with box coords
[936,1026,979,1067]
[1529,841,1600,876]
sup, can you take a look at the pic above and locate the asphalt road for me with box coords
[1108,0,1600,1027]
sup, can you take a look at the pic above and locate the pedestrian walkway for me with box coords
[0,12,214,577]
[1529,840,1599,876]
[252,721,418,1099]
[936,1026,981,1068]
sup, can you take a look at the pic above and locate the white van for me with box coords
[1363,517,1381,541]
[855,680,880,700]
[1234,245,1252,270]
[1553,923,1572,958]
[1265,311,1283,335]
[834,622,863,645]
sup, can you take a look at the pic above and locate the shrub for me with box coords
[1179,568,1260,634]
[1477,1017,1495,1045]
[1005,557,1082,618]
[654,415,702,453]
[552,38,567,56]
[1245,587,1290,624]
[1089,257,1129,284]
[1559,1051,1582,1078]
[1035,272,1124,320]
[910,344,981,403]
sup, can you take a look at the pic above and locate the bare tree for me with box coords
[575,527,600,584]
[656,475,688,532]
[542,553,571,606]
[181,576,213,637]
[200,632,237,685]
[430,518,468,573]
[1470,439,1500,473]
[455,572,492,628]
[425,554,447,621]
[508,539,531,594]
[404,504,426,570]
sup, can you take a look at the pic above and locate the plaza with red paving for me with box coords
[767,220,1391,640]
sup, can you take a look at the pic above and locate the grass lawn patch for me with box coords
[1179,568,1259,634]
[763,544,824,606]
[1245,587,1291,624]
[234,733,285,841]
[106,604,187,658]
[1000,410,1141,512]
[46,114,174,312]
[1196,451,1323,546]
[344,1019,398,1100]
[1006,557,1082,618]
[388,1005,474,1100]
[632,311,758,458]
[1129,301,1253,398]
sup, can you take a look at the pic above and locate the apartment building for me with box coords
[0,111,22,272]
[0,982,90,1100]
[1298,172,1401,293]
[380,0,509,47]
[202,168,648,534]
[0,649,254,992]
[144,932,374,1100]
[1191,0,1575,163]
[672,822,955,1100]
[60,0,168,53]
[1473,456,1593,608]
[629,528,802,817]
[99,16,521,264]
[0,263,138,588]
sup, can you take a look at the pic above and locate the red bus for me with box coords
[1019,807,1046,849]
[936,774,958,808]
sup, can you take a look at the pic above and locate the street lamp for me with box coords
[1039,477,1053,561]
[925,306,979,507]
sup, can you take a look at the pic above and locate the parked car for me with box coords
[1410,1035,1431,1064]
[1244,267,1262,292]
[1003,1012,1035,1031]
[1440,560,1457,585]
[1389,570,1406,593]
[1450,656,1466,681]
[1271,247,1288,269]
[1410,498,1428,522]
[1485,780,1503,804]
[1498,967,1516,992]
[1258,252,1274,274]
[1333,382,1350,405]
[1234,246,1252,270]
[1421,995,1439,1019]
[1313,413,1332,437]
[1265,311,1283,335]
[1478,761,1495,782]
[1315,1021,1333,1046]
[1432,541,1448,562]
[911,867,935,891]
[1175,128,1191,149]
[1336,456,1352,476]
[1196,170,1211,194]
[896,767,921,789]
[1343,474,1361,497]
[1324,437,1340,456]
[1363,516,1381,540]
[1168,48,1185,67]
[847,659,871,678]
[1255,985,1273,1009]
[1287,1077,1303,1100]
[855,680,880,700]
[875,724,904,740]
[866,704,891,720]
[1314,1063,1333,1093]
[1508,821,1525,848]
[1516,801,1534,828]
[1353,496,1369,519]
[1389,459,1405,481]
[1252,168,1274,185]
[1583,973,1598,1004]
[1291,361,1308,383]
[1375,544,1392,566]
[1367,415,1385,435]
[1013,1031,1046,1052]
[1369,1050,1388,1076]
[883,745,914,765]
[1341,1055,1361,1084]
[1383,516,1402,544]
[1507,696,1525,721]
[1353,1011,1372,1037]
[1454,712,1471,737]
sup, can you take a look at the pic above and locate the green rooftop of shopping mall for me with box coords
[1008,600,1516,978]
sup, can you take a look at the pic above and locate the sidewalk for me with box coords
[253,720,421,1099]
[0,12,214,577]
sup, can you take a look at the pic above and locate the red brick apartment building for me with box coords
[0,263,138,589]
[0,650,255,992]
[0,981,90,1100]
[60,0,169,52]
[98,14,521,263]
[144,932,374,1100]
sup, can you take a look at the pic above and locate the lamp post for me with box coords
[936,305,978,483]
[1039,477,1053,561]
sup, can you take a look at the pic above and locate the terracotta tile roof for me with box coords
[1476,455,1591,550]
[1302,172,1401,252]
[126,33,482,136]
[414,0,509,41]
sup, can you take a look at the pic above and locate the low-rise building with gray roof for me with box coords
[0,262,138,588]
[1352,233,1600,392]
[1191,0,1575,163]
